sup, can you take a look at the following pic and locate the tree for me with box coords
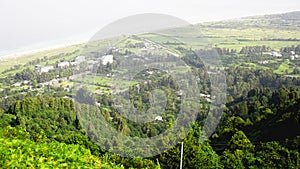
[158,124,222,169]
[256,141,299,169]
[228,131,254,152]
[221,131,256,168]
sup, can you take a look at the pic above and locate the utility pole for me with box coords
[180,142,184,169]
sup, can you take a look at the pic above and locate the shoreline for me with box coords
[0,40,87,61]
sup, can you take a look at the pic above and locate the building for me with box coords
[270,51,282,57]
[57,62,70,68]
[23,80,30,85]
[70,62,77,66]
[35,65,54,73]
[155,116,163,121]
[11,82,21,87]
[101,55,113,65]
[258,60,269,64]
[200,93,211,98]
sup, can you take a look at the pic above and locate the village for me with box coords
[258,50,299,64]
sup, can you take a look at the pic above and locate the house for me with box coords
[270,51,282,57]
[200,93,211,98]
[101,55,113,65]
[35,65,54,73]
[177,91,183,96]
[146,70,154,75]
[258,60,269,64]
[57,62,70,68]
[23,80,30,85]
[43,66,54,72]
[12,82,21,87]
[70,62,77,66]
[155,116,163,121]
[290,55,295,61]
[290,51,296,55]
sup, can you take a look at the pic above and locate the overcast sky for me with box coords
[1,0,299,55]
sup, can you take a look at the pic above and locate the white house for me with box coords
[35,65,54,73]
[23,80,30,85]
[70,62,77,66]
[43,66,54,72]
[101,55,113,65]
[12,82,21,87]
[200,93,211,98]
[57,62,70,68]
[155,116,163,121]
[258,60,269,64]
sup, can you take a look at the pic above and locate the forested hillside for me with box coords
[0,88,299,168]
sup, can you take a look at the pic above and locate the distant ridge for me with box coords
[196,11,300,30]
[247,11,300,20]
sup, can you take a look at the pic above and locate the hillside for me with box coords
[0,11,300,168]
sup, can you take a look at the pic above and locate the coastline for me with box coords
[0,40,87,61]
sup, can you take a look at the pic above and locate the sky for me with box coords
[0,0,299,56]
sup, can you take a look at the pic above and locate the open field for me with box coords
[144,27,300,51]
[274,62,296,74]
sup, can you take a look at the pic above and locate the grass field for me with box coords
[146,27,300,51]
[274,62,296,74]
